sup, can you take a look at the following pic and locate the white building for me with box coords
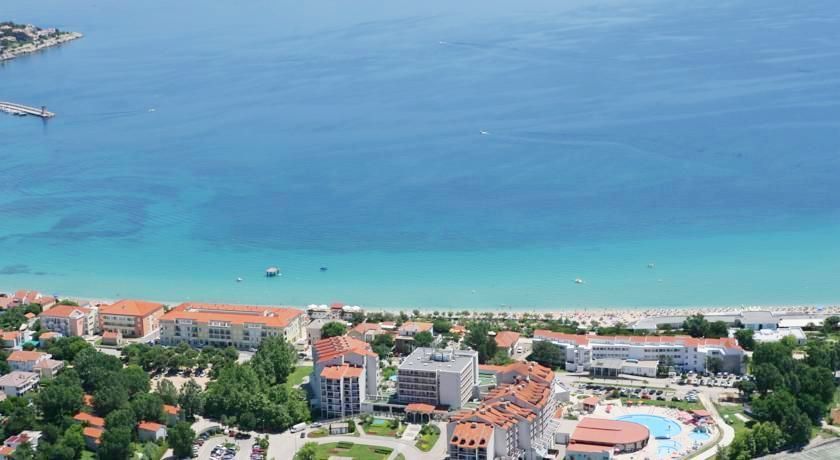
[397,348,478,410]
[0,371,39,397]
[311,336,379,418]
[752,327,807,345]
[533,330,745,374]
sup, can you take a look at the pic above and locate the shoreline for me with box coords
[0,31,82,62]
[4,285,837,328]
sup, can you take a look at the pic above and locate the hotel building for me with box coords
[160,302,304,349]
[39,304,98,337]
[397,348,478,410]
[99,300,165,338]
[533,330,745,374]
[311,336,379,418]
[447,361,564,460]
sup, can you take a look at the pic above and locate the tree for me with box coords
[707,321,729,338]
[72,348,122,392]
[122,364,151,396]
[44,336,92,361]
[93,375,130,416]
[753,363,785,395]
[294,442,318,460]
[169,422,196,458]
[105,408,137,431]
[705,356,723,374]
[734,329,755,351]
[432,319,452,335]
[131,392,164,422]
[156,378,179,405]
[822,316,840,334]
[98,426,133,460]
[58,424,85,459]
[464,322,498,364]
[413,331,434,348]
[179,378,204,420]
[251,336,297,385]
[489,349,513,366]
[11,442,33,460]
[321,321,347,339]
[682,314,709,338]
[349,312,365,326]
[528,341,565,369]
[36,370,83,423]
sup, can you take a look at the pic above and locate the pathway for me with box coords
[693,393,735,460]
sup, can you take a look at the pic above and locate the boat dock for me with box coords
[0,102,55,118]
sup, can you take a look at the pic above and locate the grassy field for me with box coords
[715,403,752,438]
[622,398,704,411]
[363,419,402,437]
[314,442,392,460]
[415,430,440,452]
[285,365,313,389]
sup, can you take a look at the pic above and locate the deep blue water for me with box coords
[2,0,839,309]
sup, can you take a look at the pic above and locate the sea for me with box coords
[2,0,839,310]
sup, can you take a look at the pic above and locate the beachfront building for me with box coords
[447,361,564,460]
[395,321,434,354]
[397,348,478,410]
[159,302,304,348]
[39,304,98,337]
[533,330,745,374]
[99,300,165,339]
[10,290,56,309]
[752,327,807,345]
[311,336,379,418]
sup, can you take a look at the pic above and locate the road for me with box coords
[693,393,735,460]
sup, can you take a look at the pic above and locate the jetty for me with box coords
[0,102,55,118]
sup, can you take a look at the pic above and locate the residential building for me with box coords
[74,412,106,429]
[306,318,330,345]
[137,422,167,442]
[447,361,563,460]
[0,331,21,349]
[38,332,60,343]
[159,302,304,349]
[306,304,332,320]
[39,304,98,336]
[348,322,385,343]
[163,405,181,425]
[397,348,478,410]
[8,351,65,379]
[2,431,42,458]
[83,427,103,451]
[0,371,39,397]
[99,300,165,338]
[533,330,745,374]
[395,321,434,354]
[11,290,55,309]
[311,336,378,417]
[494,331,521,356]
[101,331,122,346]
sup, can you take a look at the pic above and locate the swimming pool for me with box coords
[689,429,711,442]
[617,414,682,438]
[370,418,388,426]
[657,439,681,457]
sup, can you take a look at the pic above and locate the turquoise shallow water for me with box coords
[1,0,840,309]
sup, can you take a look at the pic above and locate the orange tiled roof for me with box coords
[320,363,364,380]
[100,299,164,318]
[162,302,302,329]
[40,304,91,318]
[1,331,21,341]
[450,422,493,448]
[571,417,650,446]
[351,323,383,334]
[0,446,16,456]
[583,396,600,406]
[479,361,554,385]
[74,412,106,428]
[163,404,180,415]
[83,394,94,406]
[138,421,165,432]
[534,330,742,350]
[494,331,520,348]
[102,331,120,339]
[39,332,60,339]
[449,325,467,334]
[83,427,103,442]
[399,321,433,333]
[7,350,46,362]
[314,336,376,363]
[406,403,436,414]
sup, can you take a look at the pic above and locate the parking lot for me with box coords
[193,431,264,460]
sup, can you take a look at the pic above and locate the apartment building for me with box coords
[39,304,98,337]
[99,300,165,338]
[397,348,478,410]
[0,371,39,397]
[159,302,304,349]
[311,336,379,418]
[533,330,745,374]
[448,361,562,460]
[395,321,434,354]
[348,322,386,343]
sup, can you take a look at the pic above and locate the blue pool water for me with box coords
[370,418,388,427]
[689,429,711,442]
[617,414,681,438]
[657,439,681,458]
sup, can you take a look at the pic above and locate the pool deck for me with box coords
[589,401,718,460]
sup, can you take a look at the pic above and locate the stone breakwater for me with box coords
[0,32,82,61]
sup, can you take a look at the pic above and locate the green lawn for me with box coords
[313,442,392,460]
[285,365,313,388]
[622,398,703,411]
[81,451,95,460]
[362,419,402,437]
[415,431,440,452]
[716,403,752,438]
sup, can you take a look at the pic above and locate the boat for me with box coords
[574,278,584,284]
[320,266,328,272]
[236,277,243,283]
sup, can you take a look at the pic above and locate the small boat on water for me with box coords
[236,277,243,283]
[574,278,584,284]
[266,266,281,277]
[320,266,328,272]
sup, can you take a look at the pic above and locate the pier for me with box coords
[0,102,55,118]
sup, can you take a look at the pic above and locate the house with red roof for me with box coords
[494,330,521,356]
[0,331,22,349]
[82,427,103,451]
[137,421,167,442]
[159,302,304,348]
[347,322,385,343]
[40,304,98,337]
[395,321,434,353]
[11,291,55,309]
[163,405,181,425]
[8,351,63,379]
[311,336,378,418]
[99,300,165,338]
